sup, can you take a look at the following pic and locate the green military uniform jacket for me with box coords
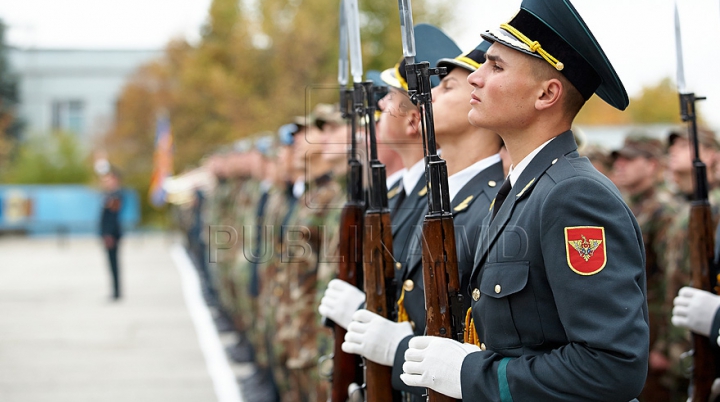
[462,131,649,401]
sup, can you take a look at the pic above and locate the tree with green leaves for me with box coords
[102,0,452,223]
[0,19,23,166]
[1,132,92,184]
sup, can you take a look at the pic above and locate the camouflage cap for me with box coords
[293,114,314,129]
[611,135,664,160]
[313,103,344,129]
[668,127,720,150]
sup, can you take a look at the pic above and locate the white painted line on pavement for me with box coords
[171,244,244,402]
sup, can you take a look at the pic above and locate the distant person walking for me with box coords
[100,170,123,300]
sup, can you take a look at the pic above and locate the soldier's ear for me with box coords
[535,78,563,112]
[406,109,422,138]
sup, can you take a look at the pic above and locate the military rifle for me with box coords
[361,80,400,402]
[398,1,463,401]
[675,3,716,401]
[329,0,365,399]
[341,0,400,399]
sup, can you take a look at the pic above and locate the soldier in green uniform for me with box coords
[246,124,299,402]
[226,138,268,363]
[206,151,245,332]
[660,127,720,400]
[611,135,679,400]
[400,1,649,400]
[273,105,341,402]
[668,128,719,200]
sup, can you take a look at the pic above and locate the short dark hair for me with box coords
[531,58,585,118]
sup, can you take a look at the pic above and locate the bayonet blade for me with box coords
[397,0,416,64]
[675,1,687,94]
[338,0,349,86]
[345,0,363,83]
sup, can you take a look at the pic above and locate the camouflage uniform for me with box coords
[207,177,245,322]
[273,173,342,402]
[660,187,720,400]
[254,182,294,371]
[624,186,679,401]
[230,177,261,334]
[258,181,299,397]
[608,135,682,400]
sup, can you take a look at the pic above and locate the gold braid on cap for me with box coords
[394,63,409,91]
[500,22,564,71]
[455,54,481,70]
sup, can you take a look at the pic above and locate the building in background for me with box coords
[7,48,161,144]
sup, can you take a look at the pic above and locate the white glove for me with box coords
[672,286,720,337]
[342,309,413,366]
[712,378,720,402]
[318,279,366,330]
[347,382,364,402]
[400,336,480,399]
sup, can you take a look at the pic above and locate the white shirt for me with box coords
[403,159,426,197]
[386,168,407,190]
[508,137,555,187]
[292,179,305,199]
[448,154,502,201]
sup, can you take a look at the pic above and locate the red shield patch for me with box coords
[564,226,606,275]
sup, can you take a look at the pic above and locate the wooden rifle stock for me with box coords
[407,59,462,402]
[680,92,717,402]
[363,211,397,401]
[362,80,400,402]
[330,86,366,401]
[689,202,716,402]
[421,215,462,402]
[332,201,365,401]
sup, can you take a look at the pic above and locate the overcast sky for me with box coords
[2,0,720,127]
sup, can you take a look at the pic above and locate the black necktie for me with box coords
[491,179,512,220]
[394,181,406,211]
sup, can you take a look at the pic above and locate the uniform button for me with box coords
[472,288,480,301]
[403,280,414,292]
[488,180,497,188]
[494,284,502,294]
[410,321,416,330]
[480,343,486,351]
[395,262,402,270]
[551,158,558,165]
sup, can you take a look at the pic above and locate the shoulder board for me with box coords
[454,195,475,212]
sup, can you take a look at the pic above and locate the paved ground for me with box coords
[0,234,246,402]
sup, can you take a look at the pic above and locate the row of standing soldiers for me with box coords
[173,27,720,402]
[177,118,720,402]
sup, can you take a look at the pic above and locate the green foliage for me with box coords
[0,19,23,166]
[576,77,687,125]
[628,77,683,124]
[1,132,92,184]
[102,0,452,224]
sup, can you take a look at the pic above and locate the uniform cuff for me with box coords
[497,357,514,402]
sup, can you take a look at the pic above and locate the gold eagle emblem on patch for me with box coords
[565,226,607,275]
[568,235,603,262]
